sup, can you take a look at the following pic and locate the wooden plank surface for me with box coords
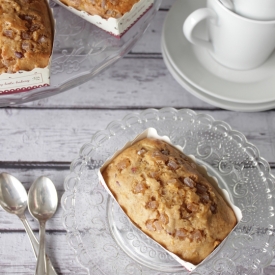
[0,109,274,163]
[20,57,213,109]
[1,0,275,274]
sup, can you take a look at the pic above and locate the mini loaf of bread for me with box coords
[102,138,237,265]
[0,0,53,74]
[59,0,140,19]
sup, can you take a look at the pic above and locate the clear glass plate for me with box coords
[62,108,275,275]
[0,0,161,107]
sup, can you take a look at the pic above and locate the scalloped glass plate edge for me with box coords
[62,107,275,275]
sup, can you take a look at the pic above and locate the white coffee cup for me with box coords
[183,0,275,70]
[231,0,275,21]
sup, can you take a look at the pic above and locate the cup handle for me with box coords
[183,8,216,51]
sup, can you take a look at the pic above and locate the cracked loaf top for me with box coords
[59,0,140,19]
[102,137,237,265]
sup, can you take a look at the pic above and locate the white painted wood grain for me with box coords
[130,9,167,53]
[0,232,87,274]
[0,109,274,163]
[0,231,273,275]
[21,58,213,109]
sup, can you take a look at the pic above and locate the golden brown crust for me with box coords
[0,0,53,74]
[59,0,140,19]
[102,138,237,265]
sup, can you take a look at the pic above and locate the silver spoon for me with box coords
[28,176,58,275]
[0,173,58,275]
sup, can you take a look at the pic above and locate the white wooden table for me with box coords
[0,1,274,274]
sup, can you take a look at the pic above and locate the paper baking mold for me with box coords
[98,128,242,271]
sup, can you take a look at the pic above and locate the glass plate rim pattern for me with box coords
[61,107,275,275]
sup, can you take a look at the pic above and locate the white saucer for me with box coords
[162,0,275,104]
[162,40,275,112]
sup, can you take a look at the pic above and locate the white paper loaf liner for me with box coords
[98,128,242,272]
[0,0,55,95]
[52,0,154,36]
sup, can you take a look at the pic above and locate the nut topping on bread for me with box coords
[102,138,237,264]
[59,0,140,19]
[0,0,53,73]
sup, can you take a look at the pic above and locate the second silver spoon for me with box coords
[28,176,58,275]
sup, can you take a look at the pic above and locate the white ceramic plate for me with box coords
[162,0,275,104]
[162,39,275,112]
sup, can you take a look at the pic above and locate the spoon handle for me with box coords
[36,221,47,275]
[20,216,58,275]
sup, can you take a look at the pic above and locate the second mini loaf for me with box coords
[0,0,53,74]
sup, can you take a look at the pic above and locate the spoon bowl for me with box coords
[0,172,27,216]
[28,176,58,221]
[28,176,58,275]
